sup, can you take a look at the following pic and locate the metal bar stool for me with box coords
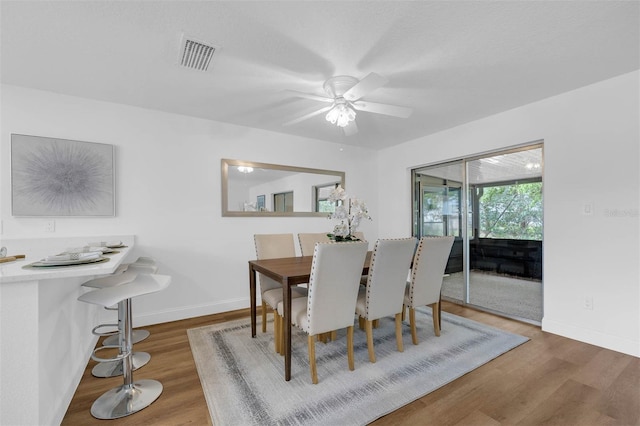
[100,257,159,347]
[82,258,158,378]
[78,273,171,419]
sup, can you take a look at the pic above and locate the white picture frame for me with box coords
[11,134,115,216]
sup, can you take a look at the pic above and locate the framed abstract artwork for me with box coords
[11,134,115,216]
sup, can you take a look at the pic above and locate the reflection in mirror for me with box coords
[221,159,345,217]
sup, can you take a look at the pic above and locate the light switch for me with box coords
[582,202,593,216]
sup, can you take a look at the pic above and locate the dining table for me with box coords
[248,252,372,381]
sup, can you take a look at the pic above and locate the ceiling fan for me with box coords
[283,72,413,136]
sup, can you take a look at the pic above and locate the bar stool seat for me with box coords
[82,269,150,378]
[78,273,171,419]
[102,258,159,350]
[124,257,157,272]
[84,257,159,348]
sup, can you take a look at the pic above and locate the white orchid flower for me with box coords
[333,222,349,237]
[328,184,347,203]
[330,205,349,220]
[327,192,372,240]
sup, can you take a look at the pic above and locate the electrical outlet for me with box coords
[584,296,594,310]
[582,202,594,216]
[44,219,55,233]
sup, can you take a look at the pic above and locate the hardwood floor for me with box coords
[62,302,639,425]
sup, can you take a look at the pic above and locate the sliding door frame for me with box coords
[411,141,544,324]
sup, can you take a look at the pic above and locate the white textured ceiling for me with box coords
[1,1,638,150]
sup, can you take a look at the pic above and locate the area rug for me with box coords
[187,308,528,426]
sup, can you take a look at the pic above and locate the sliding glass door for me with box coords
[412,144,543,323]
[413,161,466,301]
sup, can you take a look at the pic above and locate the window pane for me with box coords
[317,200,335,213]
[478,182,542,240]
[315,183,338,213]
[273,191,294,212]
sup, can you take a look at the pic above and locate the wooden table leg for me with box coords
[283,280,292,381]
[439,291,442,329]
[249,265,257,338]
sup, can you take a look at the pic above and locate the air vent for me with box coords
[178,34,219,72]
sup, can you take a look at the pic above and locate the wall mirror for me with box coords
[221,159,345,217]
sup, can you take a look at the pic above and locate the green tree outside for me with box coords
[478,182,542,240]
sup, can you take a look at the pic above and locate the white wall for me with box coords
[0,84,378,327]
[377,70,640,357]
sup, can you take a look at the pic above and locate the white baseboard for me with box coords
[133,297,251,327]
[542,318,639,357]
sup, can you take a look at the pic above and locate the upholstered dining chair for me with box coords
[254,234,307,352]
[278,241,368,384]
[297,233,331,257]
[404,236,454,345]
[300,232,368,287]
[355,238,416,363]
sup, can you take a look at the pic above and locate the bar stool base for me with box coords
[90,379,163,419]
[103,329,150,346]
[91,352,151,378]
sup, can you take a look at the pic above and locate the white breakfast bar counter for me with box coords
[0,235,135,426]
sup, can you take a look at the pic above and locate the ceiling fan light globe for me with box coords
[325,107,339,124]
[325,102,357,127]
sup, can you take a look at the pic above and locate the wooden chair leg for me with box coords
[307,335,318,384]
[365,320,376,363]
[372,319,379,329]
[347,326,355,371]
[395,313,404,352]
[261,300,268,333]
[358,316,365,330]
[401,304,406,322]
[431,302,441,336]
[409,307,418,345]
[439,291,443,330]
[330,330,337,341]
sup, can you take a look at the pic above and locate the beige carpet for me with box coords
[443,271,543,322]
[188,308,528,426]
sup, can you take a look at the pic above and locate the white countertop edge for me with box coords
[0,235,135,283]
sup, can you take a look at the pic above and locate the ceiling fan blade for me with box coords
[283,105,333,126]
[352,100,413,118]
[343,72,389,101]
[284,90,334,103]
[342,121,358,136]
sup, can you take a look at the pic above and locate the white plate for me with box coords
[30,256,108,267]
